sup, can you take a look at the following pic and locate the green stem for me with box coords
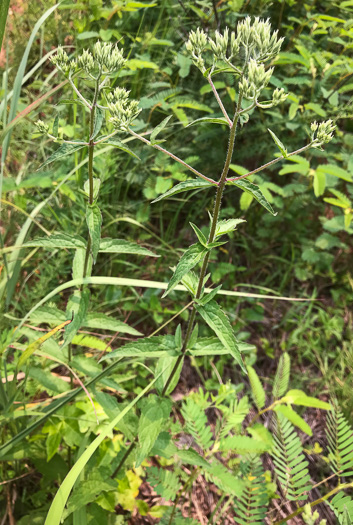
[274,482,353,524]
[168,468,200,525]
[111,439,137,479]
[161,91,243,397]
[82,77,100,279]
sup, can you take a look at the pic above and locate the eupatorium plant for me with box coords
[24,17,347,525]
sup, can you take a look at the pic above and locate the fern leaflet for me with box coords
[147,466,180,501]
[273,352,290,399]
[233,455,268,525]
[181,398,213,451]
[326,404,353,477]
[272,412,311,501]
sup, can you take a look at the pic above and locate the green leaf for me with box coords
[52,115,59,138]
[86,204,102,264]
[317,164,353,182]
[273,353,290,399]
[227,179,277,216]
[313,170,326,197]
[97,136,140,159]
[84,178,101,201]
[155,355,184,396]
[136,398,172,467]
[63,288,90,346]
[92,107,104,140]
[281,389,331,410]
[195,300,246,373]
[215,218,246,238]
[268,129,287,157]
[176,448,210,468]
[187,116,229,127]
[38,141,87,169]
[247,365,266,410]
[23,233,86,250]
[100,335,177,361]
[99,238,158,257]
[220,435,271,453]
[84,313,142,336]
[197,285,222,305]
[163,243,208,298]
[151,180,215,203]
[150,115,173,144]
[205,462,245,497]
[189,222,207,246]
[275,405,312,436]
[44,371,164,525]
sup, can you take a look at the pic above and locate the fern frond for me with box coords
[273,352,290,399]
[147,466,180,501]
[181,398,213,451]
[272,412,311,501]
[233,455,268,525]
[328,492,353,524]
[219,396,250,438]
[326,404,353,477]
[247,365,266,410]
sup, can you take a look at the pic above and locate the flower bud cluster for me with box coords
[272,87,288,106]
[185,28,208,73]
[50,46,75,75]
[108,89,141,131]
[93,41,126,73]
[35,119,49,134]
[235,17,284,63]
[311,120,336,146]
[51,42,126,77]
[209,28,229,61]
[239,59,273,100]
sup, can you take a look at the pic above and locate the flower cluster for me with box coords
[272,87,288,106]
[234,17,284,63]
[107,87,141,131]
[51,42,126,77]
[35,119,49,134]
[185,27,208,73]
[311,120,336,147]
[50,46,75,75]
[239,59,273,100]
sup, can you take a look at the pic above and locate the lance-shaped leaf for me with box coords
[227,179,277,216]
[188,336,255,356]
[280,389,331,410]
[18,319,72,368]
[84,313,142,336]
[163,243,208,298]
[84,178,101,201]
[86,203,102,263]
[150,115,173,144]
[136,397,172,467]
[63,288,90,346]
[38,141,87,170]
[52,115,59,138]
[187,116,229,127]
[91,107,104,140]
[268,128,287,157]
[99,238,158,257]
[195,300,246,373]
[215,218,246,239]
[274,405,312,436]
[23,233,86,250]
[190,222,207,246]
[152,179,215,203]
[247,365,266,410]
[96,135,139,159]
[100,335,178,361]
[155,355,184,396]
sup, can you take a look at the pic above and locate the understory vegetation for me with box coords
[1,1,353,524]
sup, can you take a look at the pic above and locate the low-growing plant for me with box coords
[3,14,353,525]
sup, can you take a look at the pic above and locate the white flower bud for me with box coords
[272,87,288,106]
[50,46,74,74]
[108,92,141,131]
[93,41,126,73]
[77,49,95,73]
[35,119,49,134]
[185,28,208,73]
[209,28,229,61]
[311,119,336,147]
